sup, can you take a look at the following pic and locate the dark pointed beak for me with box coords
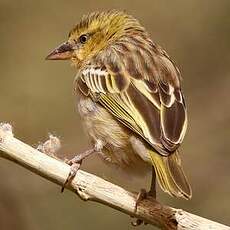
[45,42,74,60]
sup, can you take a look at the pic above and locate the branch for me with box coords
[0,123,229,230]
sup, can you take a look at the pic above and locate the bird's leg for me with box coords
[61,148,94,192]
[148,166,156,198]
[61,140,103,192]
[132,167,156,226]
[134,167,156,211]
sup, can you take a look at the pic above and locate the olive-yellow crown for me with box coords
[68,10,145,63]
[46,10,147,65]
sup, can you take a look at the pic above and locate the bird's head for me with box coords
[46,10,145,67]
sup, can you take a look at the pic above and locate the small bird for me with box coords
[46,10,192,205]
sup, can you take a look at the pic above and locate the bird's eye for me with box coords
[79,34,88,44]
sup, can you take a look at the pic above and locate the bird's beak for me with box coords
[45,42,74,60]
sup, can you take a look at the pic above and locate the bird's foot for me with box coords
[131,188,156,226]
[134,188,148,212]
[61,148,95,192]
[61,159,82,193]
[131,218,147,226]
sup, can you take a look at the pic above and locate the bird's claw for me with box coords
[61,160,82,193]
[134,188,147,212]
[131,188,151,226]
[131,218,144,226]
[61,148,97,193]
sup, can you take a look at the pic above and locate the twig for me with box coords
[0,123,229,230]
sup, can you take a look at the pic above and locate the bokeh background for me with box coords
[0,0,230,229]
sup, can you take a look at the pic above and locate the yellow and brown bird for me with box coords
[46,10,192,202]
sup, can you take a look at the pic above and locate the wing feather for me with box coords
[76,42,187,155]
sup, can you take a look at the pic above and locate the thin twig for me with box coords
[0,123,229,230]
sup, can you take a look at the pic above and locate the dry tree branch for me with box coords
[0,123,229,230]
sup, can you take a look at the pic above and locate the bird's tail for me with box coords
[149,150,192,199]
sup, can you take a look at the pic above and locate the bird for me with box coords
[46,10,192,207]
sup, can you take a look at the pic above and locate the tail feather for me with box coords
[149,150,192,199]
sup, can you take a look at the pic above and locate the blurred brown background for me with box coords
[0,0,230,229]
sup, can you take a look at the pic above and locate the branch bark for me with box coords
[0,123,229,230]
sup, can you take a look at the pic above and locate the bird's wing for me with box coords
[76,44,187,156]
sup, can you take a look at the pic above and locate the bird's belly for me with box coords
[77,96,150,169]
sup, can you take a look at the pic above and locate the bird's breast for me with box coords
[77,95,129,148]
[76,94,150,171]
